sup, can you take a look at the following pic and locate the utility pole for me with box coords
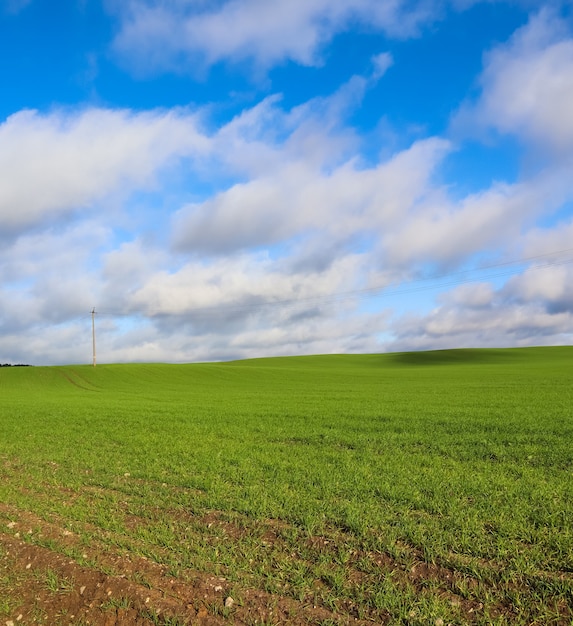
[91,308,97,367]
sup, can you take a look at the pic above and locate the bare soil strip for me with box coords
[0,504,372,625]
[1,497,571,625]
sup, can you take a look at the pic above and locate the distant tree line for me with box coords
[0,363,32,367]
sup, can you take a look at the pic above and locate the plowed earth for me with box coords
[0,496,571,626]
[0,503,360,626]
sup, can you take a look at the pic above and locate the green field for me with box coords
[0,347,572,625]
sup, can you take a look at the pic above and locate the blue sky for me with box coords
[1,0,573,365]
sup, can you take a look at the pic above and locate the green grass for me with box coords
[0,346,572,623]
[40,569,74,594]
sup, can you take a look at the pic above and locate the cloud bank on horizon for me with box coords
[1,0,572,364]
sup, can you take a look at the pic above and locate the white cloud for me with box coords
[504,264,573,311]
[520,219,573,257]
[371,52,394,81]
[441,282,496,308]
[0,89,425,364]
[90,304,389,365]
[0,236,392,364]
[109,0,436,74]
[0,107,208,237]
[211,81,369,177]
[173,95,451,256]
[455,8,573,156]
[4,6,573,367]
[379,168,573,269]
[0,324,94,366]
[388,268,573,353]
[126,252,366,316]
[0,221,110,332]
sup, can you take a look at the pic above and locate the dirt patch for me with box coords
[0,505,373,625]
[1,497,571,626]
